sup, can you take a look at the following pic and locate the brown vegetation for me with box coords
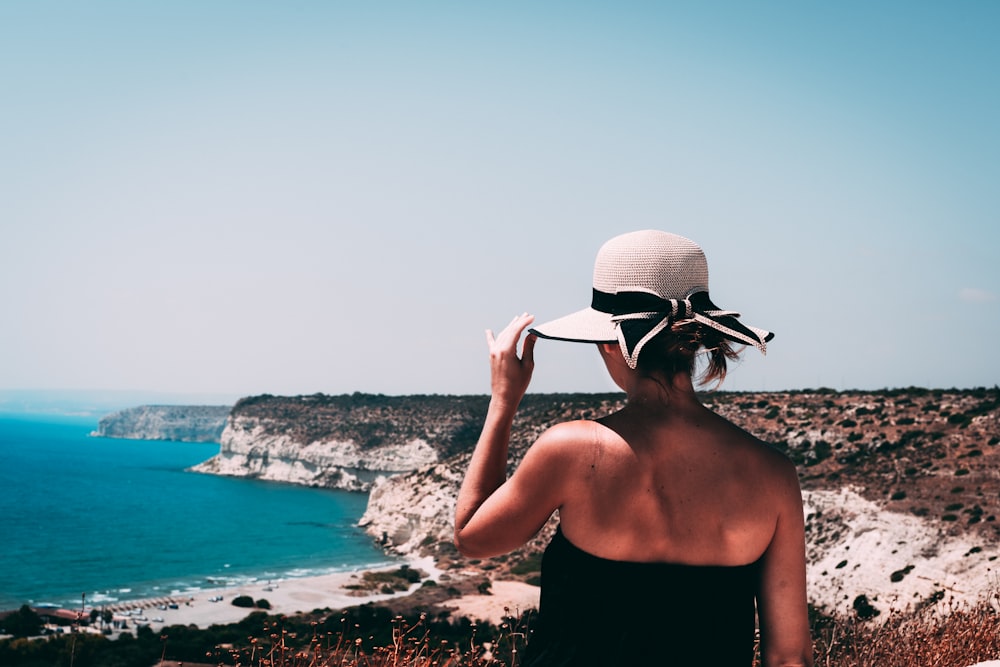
[200,592,1000,666]
[704,387,1000,541]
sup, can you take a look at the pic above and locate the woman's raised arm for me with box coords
[454,313,562,557]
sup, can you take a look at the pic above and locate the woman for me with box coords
[454,230,813,666]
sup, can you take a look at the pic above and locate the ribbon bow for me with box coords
[591,289,773,369]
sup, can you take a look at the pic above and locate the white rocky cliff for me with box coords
[92,405,231,442]
[191,417,439,491]
[187,393,492,492]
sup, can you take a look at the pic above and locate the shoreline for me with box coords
[19,558,541,637]
[69,557,441,636]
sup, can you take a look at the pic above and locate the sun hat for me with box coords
[529,230,774,369]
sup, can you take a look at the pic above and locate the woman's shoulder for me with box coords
[511,420,605,476]
[704,409,799,476]
[525,418,623,460]
[534,418,610,447]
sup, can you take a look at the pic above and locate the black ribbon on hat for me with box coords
[591,289,774,369]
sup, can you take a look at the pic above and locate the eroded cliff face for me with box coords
[360,459,467,552]
[188,393,495,492]
[92,405,231,442]
[801,487,995,618]
[191,418,440,491]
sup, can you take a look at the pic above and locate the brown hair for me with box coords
[634,320,743,388]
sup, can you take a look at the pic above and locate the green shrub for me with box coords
[232,595,255,608]
[510,553,543,575]
[1,605,42,637]
[395,565,421,584]
[809,440,832,466]
[852,594,880,620]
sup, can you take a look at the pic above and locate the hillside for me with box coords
[182,387,1000,618]
[704,388,999,536]
[358,387,1000,619]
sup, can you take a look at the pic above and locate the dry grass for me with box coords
[204,610,533,667]
[197,593,999,667]
[803,593,1000,667]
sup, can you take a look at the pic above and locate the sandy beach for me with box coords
[85,558,539,636]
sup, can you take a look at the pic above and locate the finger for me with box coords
[512,312,535,337]
[521,332,537,365]
[497,313,532,346]
[485,329,496,348]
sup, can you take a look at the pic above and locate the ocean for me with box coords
[0,413,394,611]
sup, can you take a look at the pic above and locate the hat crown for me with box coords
[593,230,709,299]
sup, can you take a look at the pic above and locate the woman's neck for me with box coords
[623,371,700,411]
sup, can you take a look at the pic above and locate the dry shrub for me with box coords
[208,609,531,667]
[211,594,999,667]
[802,592,1000,667]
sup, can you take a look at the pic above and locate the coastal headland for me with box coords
[90,388,999,623]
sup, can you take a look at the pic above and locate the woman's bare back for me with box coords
[555,399,797,567]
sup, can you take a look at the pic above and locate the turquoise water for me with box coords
[0,414,394,610]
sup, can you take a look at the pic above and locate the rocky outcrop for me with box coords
[190,420,440,491]
[360,459,467,552]
[188,393,498,492]
[92,405,231,442]
[802,486,997,618]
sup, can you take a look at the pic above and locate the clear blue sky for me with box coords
[2,1,997,402]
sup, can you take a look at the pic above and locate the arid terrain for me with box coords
[100,387,1000,620]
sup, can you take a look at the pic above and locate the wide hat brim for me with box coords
[529,307,618,344]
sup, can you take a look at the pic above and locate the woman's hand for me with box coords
[486,313,537,409]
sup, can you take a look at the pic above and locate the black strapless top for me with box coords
[521,526,760,666]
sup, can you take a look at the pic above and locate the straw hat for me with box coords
[529,230,774,369]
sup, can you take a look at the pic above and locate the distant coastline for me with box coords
[0,389,241,419]
[90,404,231,443]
